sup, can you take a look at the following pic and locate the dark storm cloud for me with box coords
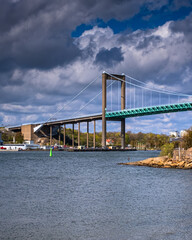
[171,0,192,10]
[0,70,24,87]
[0,0,175,72]
[95,47,124,67]
[7,35,80,70]
[1,0,192,127]
[0,0,82,71]
[0,0,55,33]
[136,35,162,50]
[0,0,148,34]
[169,13,192,41]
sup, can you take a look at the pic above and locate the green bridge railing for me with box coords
[105,102,192,119]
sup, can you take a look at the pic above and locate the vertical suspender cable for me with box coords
[134,86,135,109]
[130,79,131,109]
[111,80,112,111]
[126,82,128,110]
[117,81,119,110]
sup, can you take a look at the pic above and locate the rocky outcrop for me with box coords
[119,152,192,169]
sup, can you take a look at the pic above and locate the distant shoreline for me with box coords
[0,148,137,152]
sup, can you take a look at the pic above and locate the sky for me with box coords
[0,0,192,134]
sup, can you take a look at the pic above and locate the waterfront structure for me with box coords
[169,130,188,138]
[169,131,179,138]
[78,145,85,150]
[2,144,27,151]
[180,130,188,137]
[2,143,40,151]
[106,139,114,146]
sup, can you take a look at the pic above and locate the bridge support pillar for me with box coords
[63,124,66,146]
[102,72,126,148]
[121,119,125,149]
[72,123,74,148]
[121,76,126,149]
[93,120,96,148]
[50,126,52,146]
[59,125,61,145]
[87,122,89,148]
[78,122,80,146]
[102,73,107,148]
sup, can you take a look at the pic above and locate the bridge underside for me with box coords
[105,102,192,119]
[8,114,102,146]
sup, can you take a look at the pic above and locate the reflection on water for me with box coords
[0,151,192,240]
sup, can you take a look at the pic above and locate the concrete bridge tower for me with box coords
[102,72,125,149]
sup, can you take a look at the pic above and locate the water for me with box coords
[0,150,192,240]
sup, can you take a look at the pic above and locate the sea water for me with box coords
[0,151,192,240]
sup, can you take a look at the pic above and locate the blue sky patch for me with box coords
[72,5,192,37]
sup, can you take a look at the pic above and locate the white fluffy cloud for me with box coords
[1,16,192,132]
[73,21,192,90]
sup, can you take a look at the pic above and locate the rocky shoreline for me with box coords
[119,156,192,169]
[119,148,192,169]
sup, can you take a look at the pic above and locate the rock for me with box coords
[119,155,192,169]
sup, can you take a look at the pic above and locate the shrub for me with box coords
[160,143,175,157]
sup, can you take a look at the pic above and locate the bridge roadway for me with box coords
[106,102,192,119]
[41,113,103,126]
[9,113,103,132]
[9,101,192,133]
[8,102,192,148]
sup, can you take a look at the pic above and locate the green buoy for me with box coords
[49,148,52,157]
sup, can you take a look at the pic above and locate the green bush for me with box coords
[183,129,192,149]
[160,143,175,157]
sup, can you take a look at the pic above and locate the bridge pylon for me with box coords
[102,72,126,149]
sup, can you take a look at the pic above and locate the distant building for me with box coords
[180,130,188,138]
[78,145,85,150]
[169,130,188,138]
[108,146,116,150]
[2,143,40,150]
[24,140,35,145]
[169,131,179,138]
[106,139,114,146]
[2,144,27,150]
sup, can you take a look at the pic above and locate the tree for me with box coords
[125,133,129,145]
[2,133,9,142]
[160,143,175,157]
[183,129,192,149]
[15,132,24,143]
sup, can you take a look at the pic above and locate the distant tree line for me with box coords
[59,128,169,149]
[0,128,24,144]
[2,126,192,151]
[64,127,192,150]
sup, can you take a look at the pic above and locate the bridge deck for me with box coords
[8,113,102,131]
[105,102,192,119]
[8,102,192,132]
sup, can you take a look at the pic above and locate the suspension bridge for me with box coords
[9,72,192,149]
